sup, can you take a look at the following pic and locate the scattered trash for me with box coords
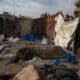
[14,64,79,80]
[51,50,77,65]
[51,59,68,65]
[0,45,8,52]
[0,4,80,80]
[0,34,5,41]
[41,37,47,44]
[10,47,35,63]
[40,64,79,80]
[7,37,20,42]
[77,69,80,79]
[64,50,77,64]
[25,56,51,66]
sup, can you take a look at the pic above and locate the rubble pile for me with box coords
[0,1,80,80]
[13,64,80,80]
[0,42,78,80]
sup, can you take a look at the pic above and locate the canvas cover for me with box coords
[54,18,79,48]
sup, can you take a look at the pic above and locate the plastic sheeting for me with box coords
[54,16,79,48]
[52,50,77,65]
[0,34,5,41]
[23,35,43,41]
[41,37,47,44]
[7,37,20,42]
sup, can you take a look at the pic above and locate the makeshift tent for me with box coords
[54,13,79,49]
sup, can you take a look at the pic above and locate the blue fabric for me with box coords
[23,35,43,41]
[51,59,67,65]
[64,50,77,64]
[52,50,77,65]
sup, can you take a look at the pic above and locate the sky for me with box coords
[0,0,75,18]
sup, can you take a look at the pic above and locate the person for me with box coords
[74,11,79,18]
[65,14,70,21]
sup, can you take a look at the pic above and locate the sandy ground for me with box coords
[0,41,80,77]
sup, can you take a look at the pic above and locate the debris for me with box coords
[64,50,77,64]
[0,44,16,60]
[51,59,68,65]
[77,69,80,79]
[14,64,79,80]
[13,64,42,80]
[25,57,51,66]
[0,11,79,80]
[0,45,8,52]
[0,34,5,41]
[51,50,77,65]
[7,37,20,42]
[41,37,47,44]
[40,64,79,80]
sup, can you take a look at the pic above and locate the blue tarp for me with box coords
[23,34,43,41]
[64,50,77,64]
[52,50,77,65]
[51,59,68,65]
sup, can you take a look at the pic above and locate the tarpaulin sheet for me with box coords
[52,50,77,65]
[23,35,43,41]
[54,18,79,48]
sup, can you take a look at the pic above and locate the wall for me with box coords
[19,17,33,37]
[0,17,20,37]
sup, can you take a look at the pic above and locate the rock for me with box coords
[13,64,41,80]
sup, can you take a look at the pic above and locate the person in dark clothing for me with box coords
[74,18,80,55]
